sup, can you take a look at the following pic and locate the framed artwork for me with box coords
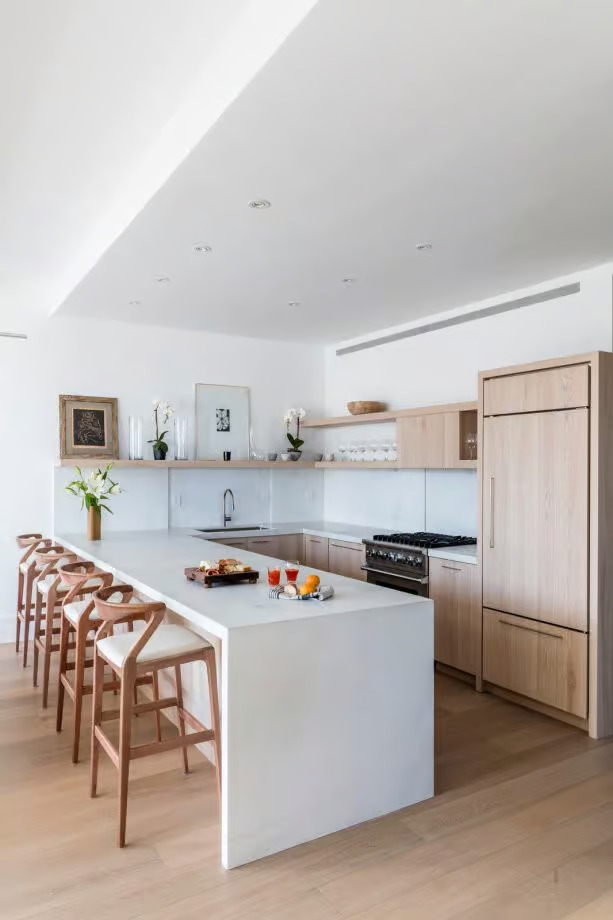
[59,395,119,459]
[195,384,250,459]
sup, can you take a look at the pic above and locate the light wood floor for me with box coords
[2,644,613,920]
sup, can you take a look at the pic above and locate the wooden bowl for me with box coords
[347,400,388,416]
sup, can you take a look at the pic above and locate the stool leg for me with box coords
[90,651,105,798]
[23,574,34,668]
[41,588,56,708]
[71,620,87,763]
[118,666,134,848]
[56,613,70,733]
[205,651,222,800]
[16,570,24,652]
[174,664,189,774]
[152,671,162,743]
[32,590,42,686]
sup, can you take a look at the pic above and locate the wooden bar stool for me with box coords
[90,584,221,847]
[56,562,153,763]
[15,534,52,664]
[32,544,78,706]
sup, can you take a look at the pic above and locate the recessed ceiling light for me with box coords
[154,275,171,283]
[128,300,141,306]
[342,277,357,284]
[248,199,271,209]
[416,242,432,251]
[193,244,212,254]
[288,300,301,307]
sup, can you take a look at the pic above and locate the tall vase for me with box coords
[87,507,101,541]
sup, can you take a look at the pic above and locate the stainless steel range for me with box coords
[362,532,477,596]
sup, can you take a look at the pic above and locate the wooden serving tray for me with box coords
[185,566,259,589]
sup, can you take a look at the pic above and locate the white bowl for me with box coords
[280,453,291,461]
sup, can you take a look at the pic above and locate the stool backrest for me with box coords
[34,544,77,587]
[93,585,166,669]
[58,560,113,606]
[16,534,50,566]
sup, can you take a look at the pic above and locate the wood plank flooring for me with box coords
[2,643,613,919]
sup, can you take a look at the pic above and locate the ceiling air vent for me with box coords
[336,282,580,356]
[0,331,27,339]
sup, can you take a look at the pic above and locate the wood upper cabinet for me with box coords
[483,364,589,416]
[328,540,366,581]
[304,534,329,571]
[483,609,588,718]
[397,411,476,469]
[429,557,481,675]
[482,409,589,631]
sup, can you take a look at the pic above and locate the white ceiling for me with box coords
[6,1,613,342]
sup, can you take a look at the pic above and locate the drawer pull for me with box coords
[441,564,462,572]
[498,619,563,640]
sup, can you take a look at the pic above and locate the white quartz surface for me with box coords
[56,528,425,639]
[192,520,479,563]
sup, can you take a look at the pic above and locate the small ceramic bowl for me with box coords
[323,453,335,462]
[280,453,291,461]
[267,452,278,461]
[313,453,323,462]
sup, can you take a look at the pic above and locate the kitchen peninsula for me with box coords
[55,529,434,869]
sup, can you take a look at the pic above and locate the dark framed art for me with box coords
[59,395,119,459]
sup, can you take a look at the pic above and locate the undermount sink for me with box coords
[195,526,270,533]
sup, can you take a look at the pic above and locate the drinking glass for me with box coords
[465,433,477,460]
[285,562,300,583]
[267,566,281,587]
[174,416,188,460]
[389,441,398,462]
[128,416,143,460]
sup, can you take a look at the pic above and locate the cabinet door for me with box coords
[483,609,587,717]
[328,540,366,581]
[397,412,457,468]
[482,409,588,630]
[214,538,250,550]
[304,535,329,571]
[483,365,589,416]
[247,536,281,558]
[429,557,481,675]
[276,534,304,564]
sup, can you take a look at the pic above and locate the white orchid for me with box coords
[296,408,306,421]
[65,464,121,515]
[162,401,174,423]
[284,407,306,453]
[152,399,160,410]
[150,399,173,457]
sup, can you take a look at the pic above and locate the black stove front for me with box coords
[362,531,476,596]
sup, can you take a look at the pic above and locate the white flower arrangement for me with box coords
[65,464,121,515]
[149,400,174,455]
[284,407,306,452]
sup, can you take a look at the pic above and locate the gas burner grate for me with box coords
[371,532,477,549]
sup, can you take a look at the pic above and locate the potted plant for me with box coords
[149,400,174,460]
[65,464,121,540]
[284,408,306,460]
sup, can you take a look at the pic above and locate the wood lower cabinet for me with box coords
[429,557,481,676]
[328,540,366,581]
[482,609,588,718]
[215,533,304,562]
[213,538,250,550]
[304,534,329,570]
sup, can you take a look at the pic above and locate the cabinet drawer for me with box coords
[483,364,589,416]
[328,540,366,581]
[483,609,587,717]
[429,557,481,675]
[304,535,329,571]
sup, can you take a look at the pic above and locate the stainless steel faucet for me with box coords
[223,488,235,527]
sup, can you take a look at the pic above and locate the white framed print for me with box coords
[195,384,250,459]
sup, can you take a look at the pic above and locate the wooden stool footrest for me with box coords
[131,730,214,760]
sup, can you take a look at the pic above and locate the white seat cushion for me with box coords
[64,592,139,626]
[37,574,66,596]
[97,624,209,670]
[20,562,43,575]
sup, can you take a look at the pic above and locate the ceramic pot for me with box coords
[287,450,302,461]
[153,448,167,461]
[87,507,101,541]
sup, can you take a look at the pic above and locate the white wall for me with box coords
[0,315,324,640]
[323,265,613,531]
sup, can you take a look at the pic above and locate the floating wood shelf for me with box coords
[56,459,317,470]
[303,401,478,428]
[314,461,401,469]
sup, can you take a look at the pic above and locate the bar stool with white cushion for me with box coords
[15,534,51,665]
[56,561,140,763]
[90,584,221,848]
[32,544,78,706]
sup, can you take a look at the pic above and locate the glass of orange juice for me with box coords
[285,562,300,583]
[267,566,281,587]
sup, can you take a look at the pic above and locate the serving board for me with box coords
[185,566,259,589]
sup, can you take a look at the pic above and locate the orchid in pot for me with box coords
[149,400,174,460]
[65,464,121,541]
[284,408,306,460]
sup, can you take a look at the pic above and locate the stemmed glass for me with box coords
[465,433,477,460]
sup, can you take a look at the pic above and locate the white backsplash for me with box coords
[54,467,170,532]
[425,470,478,536]
[323,469,425,530]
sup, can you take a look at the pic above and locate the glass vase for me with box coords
[128,416,143,460]
[174,416,188,460]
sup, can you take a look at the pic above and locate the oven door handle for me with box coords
[361,566,429,585]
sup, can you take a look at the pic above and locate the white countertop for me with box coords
[191,520,479,565]
[56,528,427,639]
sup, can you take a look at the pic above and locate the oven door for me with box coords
[363,567,429,597]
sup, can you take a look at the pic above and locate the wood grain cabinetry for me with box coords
[397,409,477,469]
[328,540,366,581]
[214,537,250,550]
[215,533,304,562]
[304,534,329,570]
[483,364,589,416]
[429,557,481,675]
[483,609,588,718]
[482,409,589,631]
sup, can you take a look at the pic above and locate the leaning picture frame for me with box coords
[59,395,119,459]
[195,384,250,459]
